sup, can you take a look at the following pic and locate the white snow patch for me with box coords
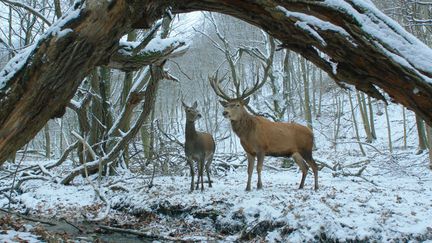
[295,21,327,46]
[0,230,40,243]
[118,36,187,57]
[0,5,81,90]
[323,0,432,80]
[276,6,354,43]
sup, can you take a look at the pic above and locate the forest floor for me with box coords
[1,146,432,242]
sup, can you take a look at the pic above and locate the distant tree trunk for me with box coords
[427,125,432,170]
[301,58,312,130]
[283,50,294,118]
[59,119,64,154]
[402,107,407,149]
[385,105,393,153]
[367,96,376,139]
[141,108,155,160]
[311,68,317,116]
[356,91,372,143]
[8,7,12,57]
[53,0,62,18]
[44,123,51,159]
[416,115,428,154]
[119,31,137,167]
[317,70,323,117]
[332,96,343,150]
[349,91,366,156]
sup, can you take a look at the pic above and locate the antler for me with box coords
[240,35,275,99]
[240,65,269,99]
[209,72,232,101]
[208,19,276,101]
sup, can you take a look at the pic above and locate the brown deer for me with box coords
[182,101,216,192]
[210,75,318,191]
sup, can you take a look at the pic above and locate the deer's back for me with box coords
[240,117,313,157]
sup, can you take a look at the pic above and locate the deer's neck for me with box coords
[185,120,198,141]
[231,111,256,139]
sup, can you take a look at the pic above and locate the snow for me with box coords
[5,147,432,241]
[118,36,187,57]
[0,230,40,243]
[276,1,432,82]
[0,45,34,90]
[295,21,327,46]
[276,6,354,46]
[0,91,431,241]
[0,4,81,90]
[322,0,432,79]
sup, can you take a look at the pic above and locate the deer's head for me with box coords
[210,73,264,121]
[219,98,250,121]
[182,101,202,122]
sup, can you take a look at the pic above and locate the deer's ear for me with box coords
[243,97,250,105]
[219,100,228,107]
[192,101,198,109]
[182,101,188,108]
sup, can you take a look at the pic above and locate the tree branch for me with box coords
[1,0,52,26]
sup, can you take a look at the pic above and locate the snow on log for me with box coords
[109,36,188,71]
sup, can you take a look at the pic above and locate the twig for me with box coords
[156,120,184,148]
[1,0,52,26]
[72,131,111,221]
[61,217,83,233]
[46,141,79,169]
[337,141,384,155]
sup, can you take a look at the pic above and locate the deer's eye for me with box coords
[236,104,240,107]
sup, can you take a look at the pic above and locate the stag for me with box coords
[210,75,319,191]
[182,101,216,192]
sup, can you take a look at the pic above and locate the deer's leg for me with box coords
[302,151,319,190]
[206,155,213,188]
[256,152,265,190]
[196,159,204,190]
[292,153,308,189]
[305,158,319,190]
[200,159,205,191]
[188,158,195,192]
[246,153,255,191]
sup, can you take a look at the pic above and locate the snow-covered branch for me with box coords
[108,36,188,72]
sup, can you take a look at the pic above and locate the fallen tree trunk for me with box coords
[1,0,432,165]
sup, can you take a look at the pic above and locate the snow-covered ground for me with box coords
[1,146,431,242]
[1,96,432,242]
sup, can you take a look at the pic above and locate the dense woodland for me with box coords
[0,0,432,242]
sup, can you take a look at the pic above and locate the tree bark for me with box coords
[1,0,432,165]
